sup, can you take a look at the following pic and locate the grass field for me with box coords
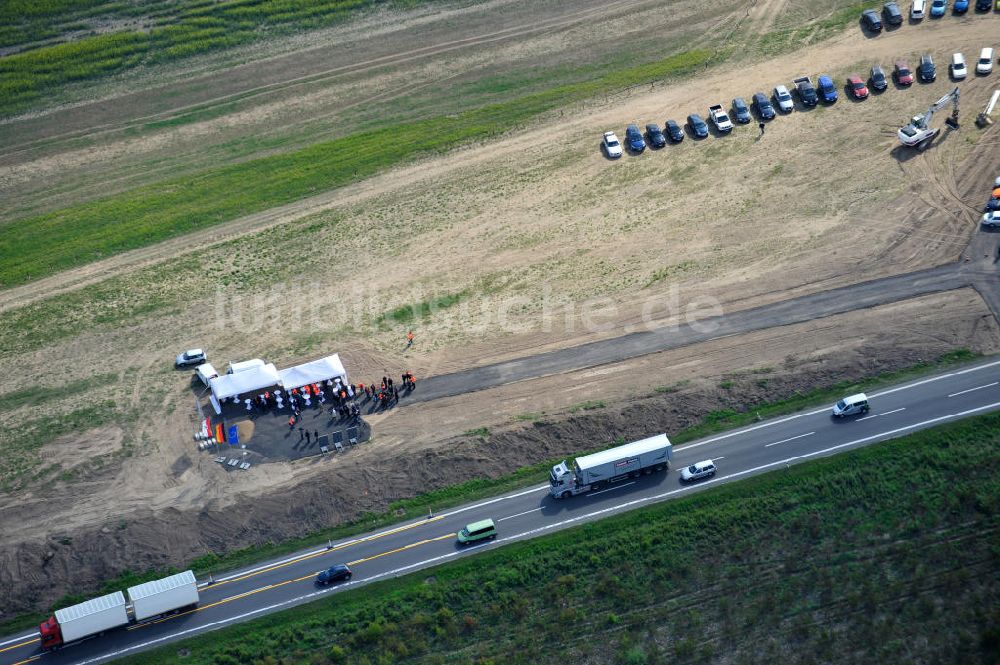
[119,410,1000,664]
[0,48,713,287]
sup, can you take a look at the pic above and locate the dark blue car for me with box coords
[316,564,352,585]
[665,119,685,142]
[817,75,838,103]
[687,114,709,138]
[625,124,646,152]
[732,97,752,123]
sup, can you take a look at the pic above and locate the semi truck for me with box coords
[549,433,673,499]
[39,570,199,650]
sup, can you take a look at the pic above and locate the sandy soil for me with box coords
[2,0,1000,617]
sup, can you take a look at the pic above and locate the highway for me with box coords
[2,356,999,665]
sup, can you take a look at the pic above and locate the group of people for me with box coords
[356,372,417,411]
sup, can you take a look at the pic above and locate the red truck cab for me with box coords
[39,616,64,650]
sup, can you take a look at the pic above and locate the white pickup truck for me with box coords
[708,104,733,133]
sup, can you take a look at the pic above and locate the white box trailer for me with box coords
[127,570,199,621]
[42,591,129,646]
[550,433,673,498]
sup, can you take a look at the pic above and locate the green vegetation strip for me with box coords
[123,411,1000,664]
[0,49,712,288]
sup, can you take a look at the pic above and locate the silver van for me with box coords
[832,393,870,418]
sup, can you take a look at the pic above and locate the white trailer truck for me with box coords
[549,433,673,499]
[39,570,199,650]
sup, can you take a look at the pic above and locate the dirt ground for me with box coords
[2,0,1000,618]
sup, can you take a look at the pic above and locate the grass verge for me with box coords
[0,49,713,287]
[121,409,1000,664]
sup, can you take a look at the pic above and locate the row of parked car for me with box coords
[862,0,998,31]
[602,43,996,157]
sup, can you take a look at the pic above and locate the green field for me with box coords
[120,411,1000,664]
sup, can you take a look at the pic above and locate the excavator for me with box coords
[898,87,960,150]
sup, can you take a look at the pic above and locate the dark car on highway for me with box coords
[918,54,936,82]
[664,119,684,142]
[686,114,709,138]
[870,64,889,91]
[316,564,352,585]
[861,8,883,31]
[625,124,646,152]
[645,123,667,148]
[751,92,776,119]
[883,1,904,23]
[732,97,752,123]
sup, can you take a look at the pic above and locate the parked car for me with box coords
[732,97,752,123]
[951,53,967,79]
[870,65,889,91]
[976,48,994,76]
[894,60,914,85]
[752,92,776,119]
[794,77,818,106]
[832,393,870,417]
[817,75,838,103]
[773,85,794,112]
[315,564,352,585]
[625,124,646,152]
[645,123,667,148]
[686,113,709,138]
[665,119,685,142]
[862,8,883,30]
[930,0,947,15]
[680,460,717,482]
[883,1,905,22]
[918,54,936,82]
[975,0,991,10]
[847,75,870,99]
[175,349,207,367]
[602,130,623,158]
[911,0,926,18]
[982,211,1000,228]
[953,0,969,12]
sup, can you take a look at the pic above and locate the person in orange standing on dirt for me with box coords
[406,330,414,348]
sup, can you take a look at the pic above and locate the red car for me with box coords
[894,60,913,86]
[847,75,869,99]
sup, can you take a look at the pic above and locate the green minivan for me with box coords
[457,518,497,545]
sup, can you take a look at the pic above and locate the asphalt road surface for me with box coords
[2,357,999,665]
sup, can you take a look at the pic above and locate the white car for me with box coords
[680,459,717,482]
[175,348,207,367]
[983,211,1000,228]
[950,53,967,80]
[773,85,794,113]
[976,47,994,76]
[602,131,623,158]
[911,0,925,19]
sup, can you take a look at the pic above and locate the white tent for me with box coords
[279,354,347,391]
[209,363,281,404]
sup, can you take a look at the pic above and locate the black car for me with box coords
[751,92,776,120]
[731,97,751,123]
[795,79,818,106]
[918,54,936,82]
[686,114,709,139]
[882,1,904,23]
[870,65,888,91]
[316,564,352,585]
[645,123,667,148]
[664,119,684,142]
[975,0,990,10]
[861,8,883,31]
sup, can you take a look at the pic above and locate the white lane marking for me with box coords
[589,482,635,496]
[948,382,998,398]
[764,431,815,448]
[0,633,37,647]
[71,399,1000,665]
[857,407,905,421]
[714,456,726,461]
[498,508,542,521]
[677,358,1000,453]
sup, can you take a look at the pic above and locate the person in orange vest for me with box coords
[406,330,414,348]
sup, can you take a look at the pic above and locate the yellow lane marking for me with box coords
[202,515,445,591]
[347,533,455,566]
[0,637,40,654]
[11,656,40,665]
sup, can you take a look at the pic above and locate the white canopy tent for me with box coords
[278,354,347,391]
[208,363,281,414]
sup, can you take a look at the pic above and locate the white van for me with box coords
[832,393,870,418]
[195,362,219,386]
[227,358,265,374]
[976,48,994,76]
[910,0,925,19]
[950,53,967,80]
